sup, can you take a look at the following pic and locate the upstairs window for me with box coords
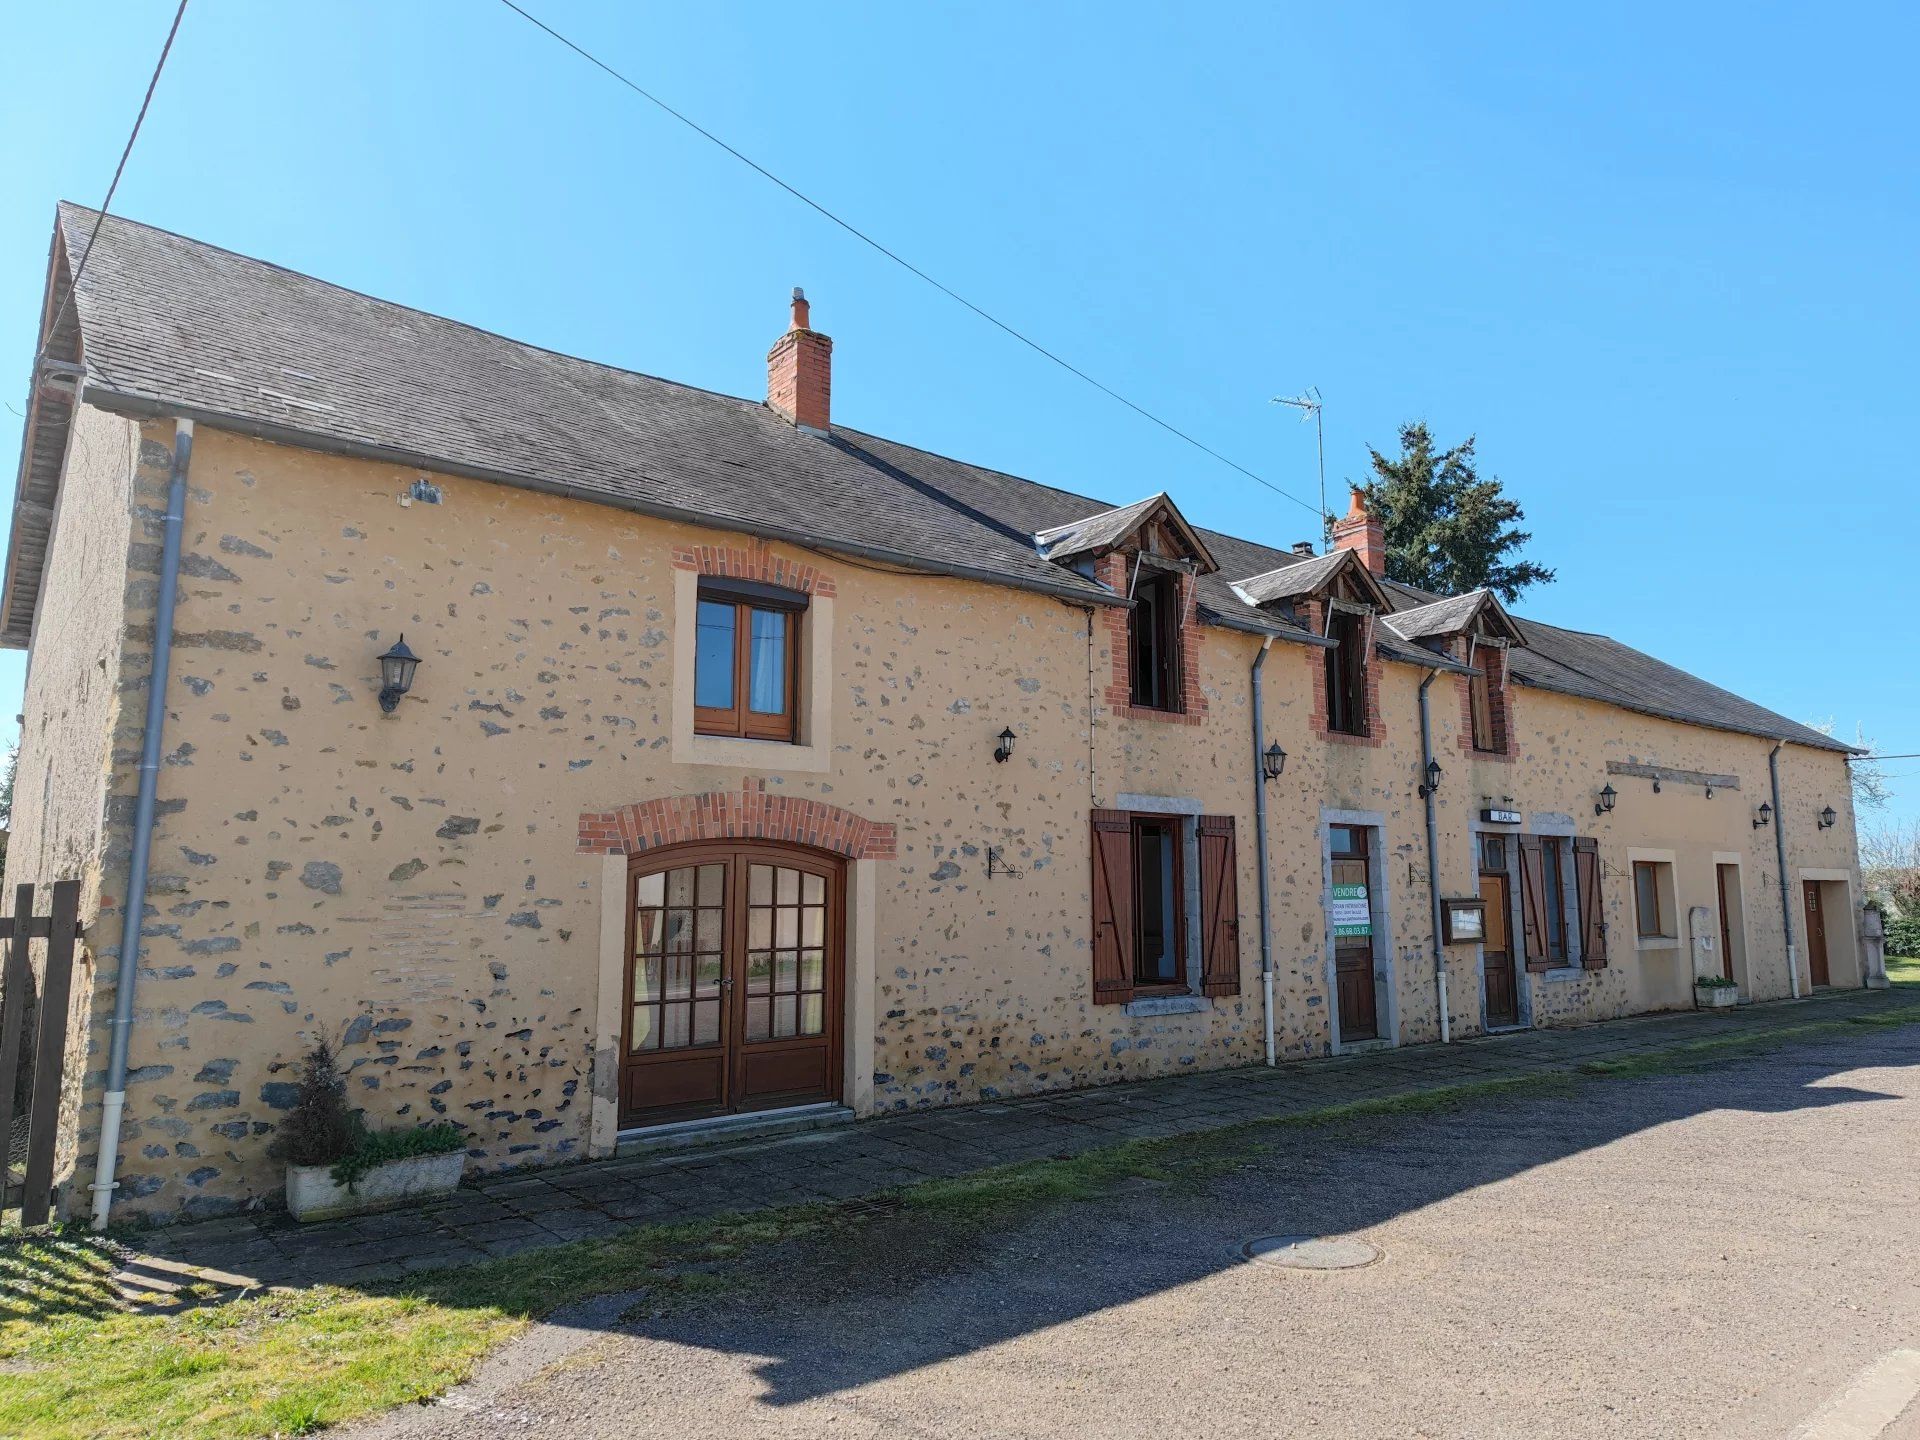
[1324,608,1370,736]
[693,579,805,741]
[1469,667,1498,752]
[1128,571,1182,711]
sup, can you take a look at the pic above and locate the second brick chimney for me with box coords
[767,287,832,433]
[1330,486,1386,576]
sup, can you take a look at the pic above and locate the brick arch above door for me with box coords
[576,779,896,861]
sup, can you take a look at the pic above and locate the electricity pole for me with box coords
[1271,388,1326,549]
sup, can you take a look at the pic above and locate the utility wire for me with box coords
[497,0,1328,523]
[34,0,188,370]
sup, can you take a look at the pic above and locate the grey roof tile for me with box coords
[20,204,1850,754]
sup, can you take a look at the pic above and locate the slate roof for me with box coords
[7,204,1850,754]
[1384,590,1507,643]
[1034,492,1218,573]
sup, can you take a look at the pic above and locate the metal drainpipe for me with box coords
[1249,637,1277,1066]
[1769,742,1800,1000]
[91,417,192,1231]
[1417,669,1451,1044]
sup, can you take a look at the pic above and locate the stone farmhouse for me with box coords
[3,206,1872,1224]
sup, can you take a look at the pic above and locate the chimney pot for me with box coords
[768,288,832,432]
[1291,541,1316,557]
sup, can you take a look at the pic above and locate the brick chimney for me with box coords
[1330,486,1386,576]
[767,287,832,433]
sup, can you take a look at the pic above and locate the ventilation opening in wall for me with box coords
[402,477,442,506]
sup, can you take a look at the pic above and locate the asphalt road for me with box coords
[353,1024,1920,1439]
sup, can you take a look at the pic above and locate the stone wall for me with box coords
[34,415,1860,1221]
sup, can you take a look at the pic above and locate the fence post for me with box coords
[0,885,34,1190]
[21,881,81,1227]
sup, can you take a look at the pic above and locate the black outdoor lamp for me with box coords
[1417,758,1443,798]
[993,726,1017,764]
[1752,801,1773,830]
[1818,804,1838,830]
[1262,741,1287,782]
[1594,783,1616,817]
[376,635,421,713]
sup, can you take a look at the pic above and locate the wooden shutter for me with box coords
[1198,815,1241,998]
[1517,834,1550,970]
[1090,811,1135,1004]
[1574,837,1608,969]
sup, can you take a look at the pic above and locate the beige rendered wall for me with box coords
[2,402,145,1197]
[56,421,1860,1220]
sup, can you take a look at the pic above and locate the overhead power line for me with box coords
[496,0,1328,522]
[36,0,189,368]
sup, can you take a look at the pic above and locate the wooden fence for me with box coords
[0,880,82,1227]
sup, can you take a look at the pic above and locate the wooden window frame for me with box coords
[1127,570,1184,713]
[1324,608,1370,737]
[1540,836,1570,963]
[1129,814,1188,991]
[1633,860,1666,937]
[693,580,805,742]
[1469,667,1498,752]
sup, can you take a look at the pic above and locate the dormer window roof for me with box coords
[1232,548,1391,613]
[1382,589,1526,648]
[1035,493,1218,575]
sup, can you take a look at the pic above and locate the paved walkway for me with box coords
[131,987,1915,1291]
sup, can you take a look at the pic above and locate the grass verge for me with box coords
[4,992,1917,1439]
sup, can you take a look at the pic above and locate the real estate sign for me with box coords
[1331,883,1371,938]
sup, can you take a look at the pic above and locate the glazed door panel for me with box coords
[622,845,843,1128]
[1331,827,1378,1042]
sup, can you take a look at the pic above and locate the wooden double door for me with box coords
[621,842,844,1128]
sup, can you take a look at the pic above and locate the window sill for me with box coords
[675,731,830,774]
[1125,993,1210,1018]
[1634,935,1682,953]
[1530,964,1583,982]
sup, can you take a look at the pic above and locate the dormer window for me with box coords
[1469,662,1499,752]
[1324,608,1370,737]
[1129,571,1182,711]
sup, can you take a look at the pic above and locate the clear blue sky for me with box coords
[4,2,1915,823]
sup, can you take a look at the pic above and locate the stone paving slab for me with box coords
[123,987,1914,1288]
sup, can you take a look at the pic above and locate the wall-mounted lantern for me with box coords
[1818,805,1837,830]
[993,726,1017,764]
[1752,801,1773,830]
[1262,741,1287,782]
[377,635,421,713]
[1594,783,1617,817]
[1417,758,1443,798]
[1651,776,1662,794]
[1704,783,1714,799]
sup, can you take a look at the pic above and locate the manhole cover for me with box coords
[1241,1234,1383,1271]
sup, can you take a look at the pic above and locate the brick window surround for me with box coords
[578,778,896,861]
[1094,553,1207,726]
[1457,640,1515,761]
[1304,597,1383,747]
[670,538,837,597]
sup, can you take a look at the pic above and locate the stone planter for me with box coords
[1695,984,1740,1009]
[285,1150,465,1222]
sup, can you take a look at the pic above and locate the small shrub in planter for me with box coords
[276,1041,468,1221]
[1694,974,1740,1007]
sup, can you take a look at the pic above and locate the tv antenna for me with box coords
[1271,387,1326,548]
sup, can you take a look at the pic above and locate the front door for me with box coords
[621,843,843,1128]
[1803,880,1831,988]
[1480,871,1517,1027]
[1331,825,1379,1042]
[1716,865,1739,982]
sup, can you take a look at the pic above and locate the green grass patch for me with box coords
[1886,954,1920,987]
[5,995,1918,1438]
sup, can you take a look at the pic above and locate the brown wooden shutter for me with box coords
[1090,810,1135,1004]
[1197,815,1241,998]
[1574,837,1608,968]
[1517,834,1550,970]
